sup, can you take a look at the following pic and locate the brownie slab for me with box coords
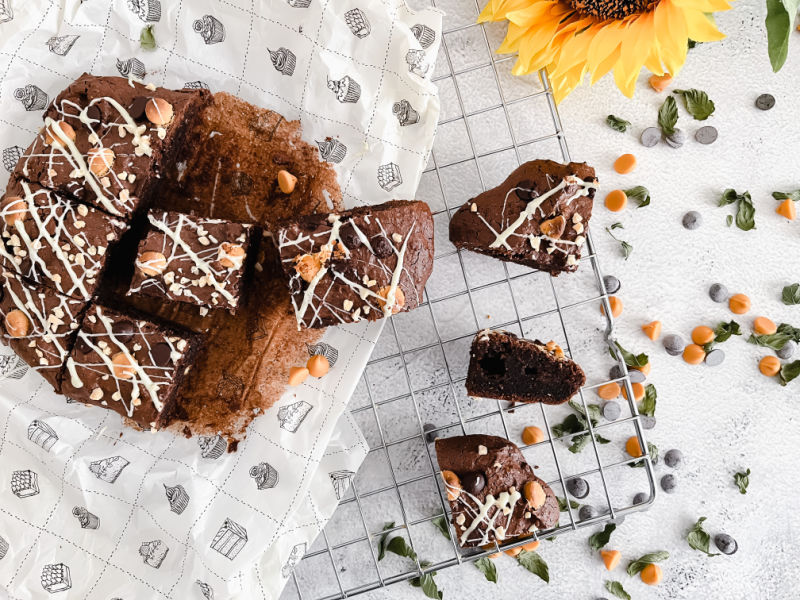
[467,329,585,404]
[127,210,257,312]
[435,434,559,547]
[0,268,87,391]
[61,304,201,430]
[16,73,210,219]
[0,179,128,301]
[275,200,434,329]
[449,160,598,275]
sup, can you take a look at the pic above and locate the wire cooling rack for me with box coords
[282,3,656,598]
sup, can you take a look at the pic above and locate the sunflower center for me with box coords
[568,0,656,20]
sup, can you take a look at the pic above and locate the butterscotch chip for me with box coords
[44,120,76,146]
[1,196,27,225]
[218,242,246,269]
[307,354,330,377]
[145,97,174,125]
[295,253,322,282]
[288,365,309,386]
[540,215,566,239]
[136,251,168,277]
[377,285,405,314]
[111,352,137,379]
[278,169,297,194]
[523,480,546,509]
[441,469,462,501]
[4,309,31,337]
[87,147,115,177]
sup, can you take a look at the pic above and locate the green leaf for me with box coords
[610,222,624,230]
[687,517,720,556]
[765,0,800,72]
[517,550,549,583]
[747,332,793,351]
[140,24,156,50]
[606,115,631,132]
[626,550,669,576]
[588,523,616,551]
[777,323,800,341]
[410,572,443,600]
[605,225,633,259]
[780,360,800,385]
[772,190,800,202]
[610,341,649,369]
[386,535,418,561]
[378,522,395,560]
[658,96,678,136]
[630,441,659,468]
[474,557,498,583]
[638,383,657,417]
[568,433,591,453]
[673,89,715,120]
[726,214,733,227]
[624,185,651,208]
[714,320,742,343]
[782,283,800,305]
[552,413,585,438]
[719,189,755,231]
[557,496,580,511]
[605,580,631,600]
[734,468,750,494]
[719,188,739,206]
[432,515,451,540]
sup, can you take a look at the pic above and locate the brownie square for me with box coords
[0,268,87,391]
[0,179,128,301]
[16,73,210,219]
[275,200,434,329]
[449,160,597,275]
[61,304,202,430]
[127,210,257,312]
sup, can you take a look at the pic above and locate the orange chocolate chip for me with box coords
[622,382,645,402]
[145,98,174,125]
[649,73,673,92]
[605,189,628,212]
[278,170,298,194]
[601,549,621,571]
[288,366,310,386]
[641,321,662,341]
[625,436,643,458]
[613,153,636,174]
[523,480,546,509]
[729,293,751,315]
[1,196,27,226]
[521,425,545,446]
[601,296,623,318]
[597,382,621,399]
[641,563,663,586]
[44,120,76,146]
[136,251,168,277]
[540,215,566,239]
[87,147,115,177]
[776,198,796,220]
[683,343,706,365]
[759,355,781,377]
[4,309,31,338]
[111,352,137,380]
[378,285,405,314]
[691,325,715,345]
[753,316,777,335]
[504,540,540,557]
[441,469,462,501]
[307,354,330,378]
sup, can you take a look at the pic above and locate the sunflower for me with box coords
[478,0,732,103]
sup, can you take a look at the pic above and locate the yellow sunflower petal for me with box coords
[671,0,732,12]
[618,11,655,87]
[684,9,727,42]
[654,0,688,77]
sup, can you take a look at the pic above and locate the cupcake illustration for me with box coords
[14,84,48,111]
[0,535,8,560]
[281,542,306,578]
[198,434,227,459]
[196,581,214,599]
[194,15,225,44]
[411,23,436,49]
[306,341,339,367]
[116,58,146,79]
[128,0,161,22]
[316,138,347,164]
[46,35,80,56]
[249,462,279,490]
[89,456,129,483]
[27,419,58,452]
[286,0,312,7]
[164,483,190,514]
[392,100,419,126]
[269,47,296,76]
[406,49,430,77]
[0,0,12,23]
[139,539,168,568]
[72,506,100,529]
[2,146,23,173]
[329,469,355,500]
[210,518,247,560]
[277,400,313,432]
[184,80,210,90]
[344,8,370,38]
[327,75,361,104]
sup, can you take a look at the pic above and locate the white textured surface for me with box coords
[352,1,800,599]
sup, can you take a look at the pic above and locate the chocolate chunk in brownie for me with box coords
[16,73,210,219]
[127,210,257,313]
[0,268,87,391]
[467,329,585,404]
[61,304,202,430]
[275,200,434,329]
[0,179,128,301]
[449,160,598,275]
[435,434,559,547]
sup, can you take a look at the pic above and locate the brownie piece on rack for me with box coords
[449,160,598,275]
[16,73,210,219]
[275,200,434,329]
[466,329,585,404]
[435,434,559,547]
[61,304,202,430]
[0,179,128,301]
[0,268,87,391]
[127,210,257,313]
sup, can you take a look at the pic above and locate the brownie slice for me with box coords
[435,434,559,547]
[0,179,128,301]
[61,304,202,430]
[16,73,210,219]
[466,329,585,404]
[0,268,87,391]
[449,160,598,275]
[275,200,434,329]
[127,210,258,313]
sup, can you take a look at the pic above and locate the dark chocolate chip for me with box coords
[112,320,136,343]
[75,336,92,355]
[460,471,485,495]
[515,179,537,200]
[755,93,775,111]
[339,221,362,250]
[85,104,102,123]
[151,342,173,366]
[128,96,149,120]
[371,235,393,258]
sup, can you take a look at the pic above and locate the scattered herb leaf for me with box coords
[378,522,395,560]
[780,360,800,385]
[553,401,611,453]
[605,226,632,259]
[673,88,715,120]
[777,323,800,340]
[606,115,631,132]
[610,222,624,230]
[474,557,497,583]
[734,468,750,494]
[557,496,580,511]
[687,517,720,556]
[726,214,733,227]
[624,185,651,208]
[432,515,451,540]
[140,24,156,50]
[782,283,800,305]
[657,95,678,136]
[605,580,631,600]
[610,341,649,369]
[638,383,657,417]
[386,535,418,561]
[626,550,669,576]
[588,523,617,551]
[630,441,659,468]
[410,563,443,600]
[517,550,549,583]
[747,332,793,351]
[714,320,742,343]
[772,190,800,202]
[765,0,800,72]
[719,189,755,231]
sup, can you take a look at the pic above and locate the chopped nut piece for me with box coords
[540,215,566,239]
[441,470,462,501]
[145,97,174,125]
[294,253,323,283]
[136,251,168,277]
[523,480,546,509]
[4,309,31,337]
[44,120,76,146]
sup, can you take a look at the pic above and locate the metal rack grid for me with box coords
[282,3,656,598]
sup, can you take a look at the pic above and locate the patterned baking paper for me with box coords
[0,0,442,598]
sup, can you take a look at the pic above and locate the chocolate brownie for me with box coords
[466,329,585,404]
[0,179,128,301]
[435,434,559,547]
[61,304,202,430]
[0,268,87,391]
[127,210,257,313]
[449,160,598,275]
[16,73,210,219]
[275,200,434,329]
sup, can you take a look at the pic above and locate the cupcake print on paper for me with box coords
[328,75,361,104]
[194,15,226,44]
[14,84,48,111]
[316,138,347,164]
[128,0,161,22]
[269,48,296,76]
